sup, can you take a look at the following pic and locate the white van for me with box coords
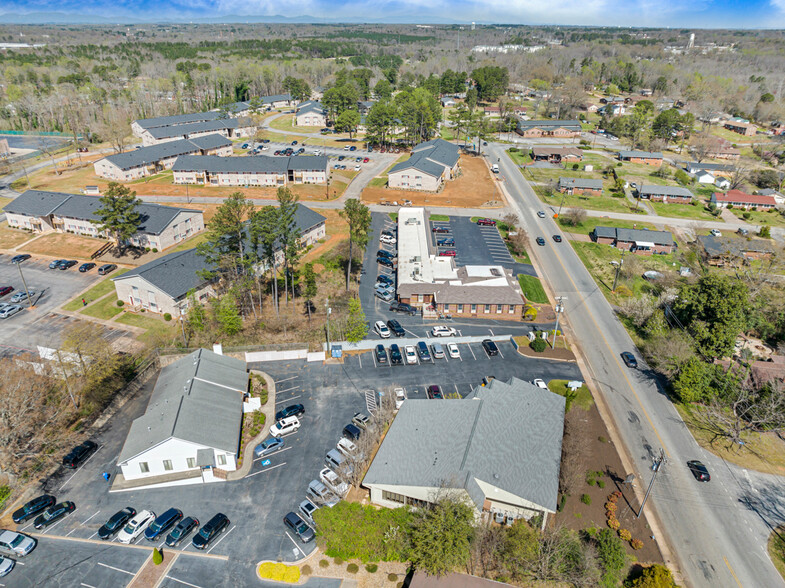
[491,163,500,173]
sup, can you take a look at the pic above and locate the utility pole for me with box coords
[638,449,665,518]
[611,250,626,293]
[551,296,566,349]
[16,260,33,308]
[325,296,331,353]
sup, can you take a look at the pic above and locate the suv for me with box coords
[477,218,496,226]
[145,508,183,541]
[275,404,305,421]
[375,344,388,364]
[374,321,391,338]
[299,499,319,525]
[62,440,98,468]
[377,249,395,260]
[389,302,417,315]
[165,516,199,547]
[306,480,339,507]
[13,495,56,524]
[320,468,350,497]
[269,416,301,437]
[98,507,137,540]
[389,344,403,365]
[416,341,431,361]
[386,319,405,336]
[284,512,315,543]
[378,257,394,268]
[342,423,362,441]
[431,326,457,337]
[482,339,499,356]
[0,530,36,557]
[98,264,117,275]
[118,510,155,544]
[192,513,229,549]
[352,412,370,429]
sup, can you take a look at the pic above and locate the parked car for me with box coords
[352,412,370,429]
[306,480,339,507]
[342,423,362,441]
[552,235,562,243]
[404,345,418,364]
[78,262,96,273]
[62,440,98,468]
[10,254,31,264]
[254,437,285,458]
[431,343,445,359]
[387,319,405,336]
[363,157,370,163]
[477,218,496,226]
[536,237,546,246]
[426,385,443,399]
[482,339,499,356]
[298,499,319,525]
[621,351,638,368]
[117,510,155,544]
[416,341,431,361]
[49,259,65,269]
[98,507,137,540]
[0,556,14,577]
[33,501,75,530]
[439,250,457,257]
[192,513,229,549]
[375,344,388,364]
[145,508,183,541]
[380,234,396,245]
[13,494,56,524]
[291,140,298,145]
[375,290,394,302]
[431,326,457,337]
[0,305,22,319]
[378,257,394,268]
[165,516,199,547]
[389,344,403,365]
[395,388,406,409]
[284,511,315,543]
[710,229,722,237]
[687,460,711,482]
[10,291,34,303]
[431,225,450,233]
[436,237,455,246]
[320,468,350,497]
[274,404,305,421]
[269,416,301,437]
[58,260,78,270]
[336,437,357,457]
[389,301,416,315]
[98,264,117,275]
[374,320,391,338]
[532,379,548,389]
[537,211,546,218]
[377,249,395,260]
[447,343,461,359]
[349,145,357,151]
[0,530,36,557]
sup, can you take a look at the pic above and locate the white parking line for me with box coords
[58,446,103,491]
[41,512,73,535]
[21,522,34,532]
[253,447,292,462]
[97,562,135,576]
[403,328,419,337]
[206,524,235,554]
[80,510,101,526]
[275,376,299,384]
[498,346,505,359]
[246,462,287,478]
[468,344,477,360]
[358,355,362,369]
[81,583,97,588]
[89,531,98,540]
[276,386,299,395]
[372,352,377,368]
[285,531,305,557]
[454,384,460,397]
[164,577,203,588]
[275,394,301,405]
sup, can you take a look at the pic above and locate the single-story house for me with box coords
[131,111,225,139]
[363,377,564,526]
[638,184,694,203]
[698,235,773,266]
[531,147,583,163]
[758,189,785,206]
[617,150,663,166]
[388,139,460,192]
[139,117,255,147]
[685,161,735,177]
[112,205,326,315]
[4,190,204,251]
[558,177,603,196]
[724,121,757,137]
[694,170,715,184]
[172,155,328,186]
[591,226,675,254]
[358,100,375,115]
[295,100,327,127]
[710,190,776,210]
[715,177,731,190]
[515,119,581,138]
[116,348,248,486]
[599,104,626,116]
[440,97,456,108]
[484,106,501,117]
[94,134,233,181]
[716,355,785,388]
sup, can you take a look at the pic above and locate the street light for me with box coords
[14,259,34,308]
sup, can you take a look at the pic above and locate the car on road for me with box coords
[395,388,406,409]
[477,218,497,226]
[375,344,388,364]
[431,225,450,233]
[436,237,455,247]
[532,379,548,389]
[192,513,229,549]
[536,237,546,246]
[404,345,417,364]
[275,404,305,421]
[377,257,394,268]
[33,501,75,530]
[427,385,443,399]
[62,440,98,468]
[307,480,340,507]
[374,320,391,338]
[165,516,199,547]
[98,264,117,275]
[10,254,31,264]
[621,351,638,368]
[145,508,183,541]
[552,235,562,243]
[13,494,56,524]
[0,530,36,557]
[431,326,457,337]
[439,249,457,257]
[299,500,319,525]
[482,339,499,356]
[49,259,65,269]
[389,344,403,365]
[78,262,96,272]
[387,319,406,336]
[0,556,13,577]
[58,260,78,270]
[710,229,722,237]
[284,511,315,543]
[98,507,137,540]
[320,468,350,497]
[431,342,445,359]
[447,343,461,359]
[0,286,13,297]
[342,423,362,441]
[389,302,416,315]
[0,305,22,319]
[537,211,546,218]
[269,416,301,437]
[254,437,285,458]
[10,291,34,303]
[687,460,711,482]
[117,510,155,544]
[352,412,370,429]
[416,341,432,361]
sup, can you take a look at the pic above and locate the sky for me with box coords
[1,0,785,28]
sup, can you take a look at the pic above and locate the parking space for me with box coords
[434,217,516,267]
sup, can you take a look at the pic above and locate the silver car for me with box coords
[0,305,22,319]
[10,291,34,303]
[0,530,36,557]
[0,556,14,577]
[299,499,319,525]
[306,480,340,507]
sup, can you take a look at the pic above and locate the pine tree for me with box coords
[92,182,142,252]
[339,199,371,291]
[345,297,368,343]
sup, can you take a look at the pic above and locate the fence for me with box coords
[0,130,77,137]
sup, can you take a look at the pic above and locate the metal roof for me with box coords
[134,111,224,131]
[101,134,232,171]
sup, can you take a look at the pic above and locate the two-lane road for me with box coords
[489,143,785,588]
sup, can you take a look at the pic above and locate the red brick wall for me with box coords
[573,187,602,196]
[436,302,523,321]
[596,236,616,245]
[628,156,662,166]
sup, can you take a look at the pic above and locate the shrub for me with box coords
[615,284,633,297]
[597,528,626,583]
[152,248,158,253]
[598,435,607,443]
[334,557,343,565]
[743,212,752,220]
[557,493,567,512]
[572,163,580,170]
[530,337,547,353]
[302,565,312,575]
[257,563,301,583]
[607,518,620,531]
[630,538,644,550]
[727,203,734,209]
[347,563,359,574]
[388,573,398,582]
[509,147,518,153]
[365,564,378,573]
[581,494,592,505]
[319,559,330,568]
[760,225,772,239]
[598,480,606,489]
[627,564,677,587]
[612,490,622,500]
[117,300,125,307]
[618,529,632,541]
[153,548,163,565]
[163,313,172,321]
[605,502,618,513]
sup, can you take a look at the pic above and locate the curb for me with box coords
[227,370,276,481]
[256,547,320,584]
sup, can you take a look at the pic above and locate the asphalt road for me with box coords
[490,142,785,588]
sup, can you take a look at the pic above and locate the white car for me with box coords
[533,379,548,389]
[404,345,417,364]
[117,510,155,544]
[374,321,390,338]
[431,326,457,337]
[380,234,397,245]
[0,305,22,319]
[431,343,445,359]
[269,416,301,437]
[354,165,361,171]
[319,468,350,497]
[0,530,36,557]
[537,211,546,218]
[352,412,370,429]
[395,388,406,410]
[447,343,461,359]
[0,556,14,577]
[337,437,357,457]
[710,229,722,237]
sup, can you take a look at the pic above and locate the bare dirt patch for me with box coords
[361,154,505,209]
[22,232,108,259]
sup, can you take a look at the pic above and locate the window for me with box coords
[217,454,227,466]
[187,457,196,469]
[139,462,149,473]
[382,490,406,504]
[457,304,463,313]
[497,304,503,314]
[471,304,477,313]
[485,304,491,313]
[163,460,173,471]
[509,305,515,314]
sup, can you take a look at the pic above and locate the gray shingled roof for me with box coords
[297,100,325,116]
[390,139,460,178]
[4,190,199,236]
[134,111,224,131]
[559,177,603,190]
[261,93,292,104]
[686,161,734,172]
[102,134,232,171]
[639,184,693,198]
[148,118,240,140]
[172,154,328,173]
[363,378,565,513]
[593,226,674,246]
[516,119,581,130]
[618,150,663,159]
[698,235,773,258]
[112,248,214,300]
[117,349,246,464]
[434,284,523,305]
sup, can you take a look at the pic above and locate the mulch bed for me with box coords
[516,343,576,362]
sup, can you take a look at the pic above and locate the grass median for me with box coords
[62,270,128,311]
[518,274,549,304]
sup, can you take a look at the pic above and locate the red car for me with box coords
[363,157,369,163]
[0,286,13,297]
[432,226,450,233]
[476,218,496,226]
[439,250,457,257]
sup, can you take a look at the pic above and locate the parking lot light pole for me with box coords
[15,260,33,308]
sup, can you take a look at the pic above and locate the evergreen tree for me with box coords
[91,182,142,252]
[346,297,368,342]
[196,191,253,280]
[339,199,371,290]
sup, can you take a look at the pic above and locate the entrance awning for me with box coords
[635,241,655,248]
[196,448,216,467]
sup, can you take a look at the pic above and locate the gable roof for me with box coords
[712,190,776,206]
[685,161,734,172]
[112,248,214,300]
[172,155,328,173]
[559,177,603,190]
[101,134,232,171]
[390,139,460,178]
[261,93,292,104]
[593,226,673,246]
[117,349,246,464]
[147,118,240,140]
[618,150,663,159]
[698,235,773,258]
[134,111,224,131]
[296,100,325,116]
[2,190,70,217]
[532,147,582,158]
[516,119,581,131]
[639,184,693,198]
[363,378,565,513]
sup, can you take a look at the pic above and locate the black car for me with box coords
[416,341,431,362]
[145,508,183,541]
[284,512,315,543]
[377,250,395,260]
[78,262,96,273]
[482,339,499,356]
[386,319,405,337]
[377,274,394,286]
[62,440,98,469]
[33,501,75,529]
[343,423,362,441]
[291,140,298,145]
[389,344,403,365]
[165,516,200,547]
[437,238,455,247]
[275,404,305,422]
[11,254,31,264]
[13,494,56,524]
[98,264,117,275]
[378,257,394,268]
[375,344,388,364]
[687,460,711,482]
[431,226,450,233]
[621,351,638,368]
[536,237,546,246]
[58,260,78,270]
[389,302,416,315]
[552,235,562,243]
[98,507,137,540]
[0,286,13,297]
[426,385,443,399]
[192,513,229,549]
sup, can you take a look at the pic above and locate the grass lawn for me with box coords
[388,213,398,221]
[708,126,761,145]
[558,216,657,234]
[80,293,124,319]
[256,130,357,149]
[0,196,11,209]
[728,208,785,228]
[548,379,594,411]
[171,232,208,252]
[116,312,178,345]
[369,154,410,188]
[269,114,321,134]
[518,274,549,304]
[768,527,785,581]
[648,201,718,221]
[534,185,644,215]
[429,214,449,221]
[61,270,129,311]
[0,222,35,249]
[439,127,456,141]
[506,149,532,166]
